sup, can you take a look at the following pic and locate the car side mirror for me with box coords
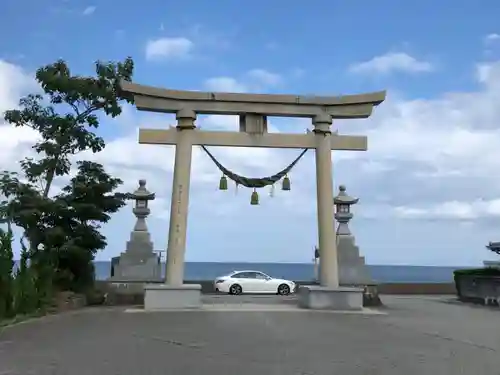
[266,276,272,281]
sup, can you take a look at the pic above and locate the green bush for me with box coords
[85,288,106,306]
[0,229,55,321]
[53,247,96,293]
[0,228,14,318]
[12,245,38,315]
[454,267,500,277]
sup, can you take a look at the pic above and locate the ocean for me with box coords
[94,261,467,283]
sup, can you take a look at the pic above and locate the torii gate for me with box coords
[119,80,385,309]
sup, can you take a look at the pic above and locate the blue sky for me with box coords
[2,0,500,266]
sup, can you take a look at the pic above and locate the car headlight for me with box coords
[215,279,224,284]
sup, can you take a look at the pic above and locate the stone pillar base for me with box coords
[144,284,201,310]
[298,285,363,311]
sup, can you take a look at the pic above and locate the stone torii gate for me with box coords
[119,80,385,310]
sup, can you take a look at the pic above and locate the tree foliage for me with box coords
[0,228,14,318]
[50,161,127,290]
[0,57,134,298]
[3,57,133,197]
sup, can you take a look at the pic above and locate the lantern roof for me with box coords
[333,185,358,205]
[126,179,156,200]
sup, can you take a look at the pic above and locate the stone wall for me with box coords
[378,282,457,295]
[455,275,500,306]
[94,280,457,306]
[95,280,457,294]
[51,291,87,312]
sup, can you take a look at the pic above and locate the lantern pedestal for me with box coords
[144,283,202,310]
[337,235,373,286]
[297,285,364,311]
[109,230,162,281]
[316,237,373,286]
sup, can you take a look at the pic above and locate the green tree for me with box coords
[0,57,134,295]
[49,161,127,291]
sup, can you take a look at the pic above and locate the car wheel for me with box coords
[229,284,242,295]
[277,284,290,296]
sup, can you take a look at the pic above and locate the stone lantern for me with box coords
[129,179,155,232]
[109,179,162,282]
[332,185,373,287]
[334,185,359,236]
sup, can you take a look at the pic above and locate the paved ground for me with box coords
[1,295,499,374]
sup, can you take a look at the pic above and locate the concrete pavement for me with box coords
[0,295,498,374]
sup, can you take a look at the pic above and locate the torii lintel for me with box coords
[119,80,386,119]
[137,128,368,151]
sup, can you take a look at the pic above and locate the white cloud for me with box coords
[349,52,434,75]
[95,57,500,224]
[82,6,96,16]
[204,77,248,92]
[204,69,281,92]
[393,199,500,221]
[484,33,500,43]
[336,60,500,228]
[3,58,500,265]
[290,68,305,79]
[0,61,37,111]
[246,69,281,86]
[145,37,194,61]
[357,62,500,176]
[0,61,40,169]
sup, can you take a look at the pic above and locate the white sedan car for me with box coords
[214,270,296,295]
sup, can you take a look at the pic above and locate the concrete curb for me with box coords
[124,305,387,315]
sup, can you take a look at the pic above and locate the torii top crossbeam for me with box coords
[119,80,386,119]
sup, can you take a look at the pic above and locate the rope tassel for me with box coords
[200,145,308,205]
[269,184,275,197]
[200,145,308,189]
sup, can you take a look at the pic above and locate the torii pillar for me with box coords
[313,113,338,288]
[119,80,385,310]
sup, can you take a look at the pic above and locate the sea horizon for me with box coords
[94,259,477,268]
[92,261,473,283]
[11,260,475,283]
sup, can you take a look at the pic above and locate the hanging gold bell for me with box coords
[219,175,228,190]
[250,188,259,205]
[282,175,291,191]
